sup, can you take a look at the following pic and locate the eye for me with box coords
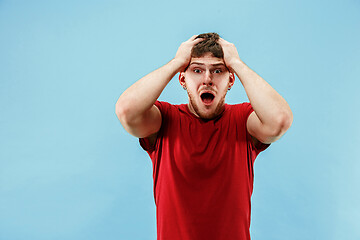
[213,69,222,74]
[194,69,202,73]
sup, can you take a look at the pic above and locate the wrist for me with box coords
[227,58,244,72]
[169,58,188,72]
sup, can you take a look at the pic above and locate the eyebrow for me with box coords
[189,62,226,67]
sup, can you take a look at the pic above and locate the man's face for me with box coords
[179,53,235,119]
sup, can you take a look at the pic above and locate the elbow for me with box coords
[278,110,293,133]
[115,100,131,125]
[115,98,144,130]
[115,101,123,118]
[266,111,293,142]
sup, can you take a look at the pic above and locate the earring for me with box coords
[183,86,187,90]
[228,87,231,91]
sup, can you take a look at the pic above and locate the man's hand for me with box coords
[174,35,204,72]
[116,36,202,138]
[217,38,242,72]
[217,38,293,144]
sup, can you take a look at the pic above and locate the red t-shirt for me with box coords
[140,101,270,240]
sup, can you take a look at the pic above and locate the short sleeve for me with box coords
[241,103,271,154]
[139,101,169,153]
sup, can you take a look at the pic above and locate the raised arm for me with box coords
[115,35,203,138]
[218,38,293,144]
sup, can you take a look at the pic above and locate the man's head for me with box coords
[180,33,235,120]
[191,33,224,59]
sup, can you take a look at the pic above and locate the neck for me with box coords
[187,103,200,118]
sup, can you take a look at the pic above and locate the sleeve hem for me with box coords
[139,137,156,152]
[244,103,271,153]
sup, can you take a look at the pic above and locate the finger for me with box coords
[217,38,224,46]
[186,36,203,47]
[218,37,231,45]
[189,35,199,41]
[193,37,203,44]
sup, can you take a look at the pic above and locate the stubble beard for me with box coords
[188,90,227,120]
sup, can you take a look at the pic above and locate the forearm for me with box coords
[116,59,183,121]
[232,59,293,130]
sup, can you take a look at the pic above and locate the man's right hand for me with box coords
[116,35,203,139]
[174,35,204,72]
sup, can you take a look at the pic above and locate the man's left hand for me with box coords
[218,38,242,72]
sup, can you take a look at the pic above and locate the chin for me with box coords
[191,100,225,120]
[188,90,227,120]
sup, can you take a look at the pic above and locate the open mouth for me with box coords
[200,92,215,104]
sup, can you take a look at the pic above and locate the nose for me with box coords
[202,70,213,86]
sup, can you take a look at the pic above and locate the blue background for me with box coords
[1,0,359,239]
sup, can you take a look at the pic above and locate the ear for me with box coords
[179,71,186,88]
[228,72,235,89]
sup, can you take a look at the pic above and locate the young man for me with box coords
[116,33,293,240]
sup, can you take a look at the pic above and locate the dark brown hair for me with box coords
[191,32,223,58]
